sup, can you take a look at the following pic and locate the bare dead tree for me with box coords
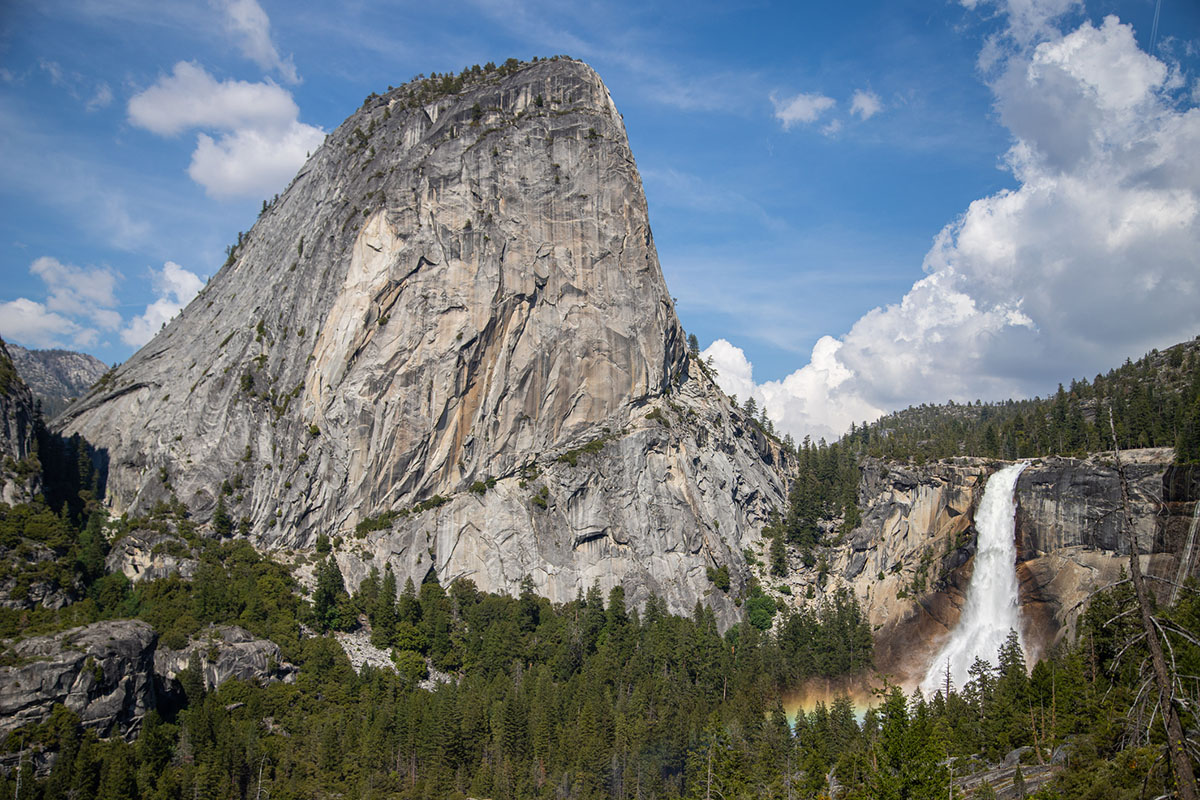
[1109,408,1197,800]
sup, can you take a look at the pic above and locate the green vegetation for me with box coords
[379,56,575,111]
[469,477,497,495]
[706,563,731,592]
[0,567,886,800]
[557,434,612,467]
[0,500,304,653]
[356,510,403,536]
[764,437,861,566]
[842,337,1200,463]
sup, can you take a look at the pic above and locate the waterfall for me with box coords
[920,462,1028,697]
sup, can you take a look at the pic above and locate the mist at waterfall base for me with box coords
[920,463,1029,698]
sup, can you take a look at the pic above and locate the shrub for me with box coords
[393,649,428,683]
[706,564,730,592]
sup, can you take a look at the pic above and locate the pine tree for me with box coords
[212,494,233,537]
[313,555,347,630]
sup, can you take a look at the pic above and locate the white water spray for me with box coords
[920,462,1028,697]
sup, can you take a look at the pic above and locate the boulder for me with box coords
[0,620,157,740]
[104,529,199,584]
[154,625,295,693]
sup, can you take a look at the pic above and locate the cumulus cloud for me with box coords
[772,91,836,128]
[719,13,1200,443]
[214,0,299,83]
[0,257,124,349]
[29,257,121,330]
[128,61,298,136]
[128,61,323,198]
[121,262,205,347]
[850,89,882,120]
[989,0,1081,46]
[0,298,92,349]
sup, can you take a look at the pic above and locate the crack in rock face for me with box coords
[56,60,789,629]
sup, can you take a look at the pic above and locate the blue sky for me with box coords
[2,0,1198,440]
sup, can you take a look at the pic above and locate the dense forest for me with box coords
[2,482,1198,799]
[844,337,1200,464]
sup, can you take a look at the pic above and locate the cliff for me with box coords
[0,338,40,505]
[56,59,788,625]
[765,449,1198,683]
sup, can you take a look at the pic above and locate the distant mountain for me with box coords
[7,344,108,418]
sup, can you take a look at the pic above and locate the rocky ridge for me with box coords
[57,59,789,625]
[6,344,108,419]
[0,620,157,740]
[154,625,296,694]
[104,529,199,584]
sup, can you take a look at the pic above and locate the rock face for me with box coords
[0,620,296,741]
[0,338,39,505]
[154,625,296,693]
[768,449,1197,683]
[56,59,788,625]
[6,344,107,419]
[105,529,199,584]
[0,620,157,740]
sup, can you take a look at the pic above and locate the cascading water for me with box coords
[920,462,1028,697]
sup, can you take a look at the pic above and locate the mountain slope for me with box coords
[57,59,788,622]
[6,344,108,419]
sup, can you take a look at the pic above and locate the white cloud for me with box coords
[973,0,1082,47]
[0,298,93,349]
[38,59,114,112]
[128,61,323,198]
[214,0,299,83]
[29,256,121,330]
[189,120,322,199]
[121,262,205,347]
[850,89,882,120]
[720,14,1200,443]
[0,257,126,349]
[772,91,836,129]
[128,61,299,136]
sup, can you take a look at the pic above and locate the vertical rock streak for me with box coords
[921,462,1028,696]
